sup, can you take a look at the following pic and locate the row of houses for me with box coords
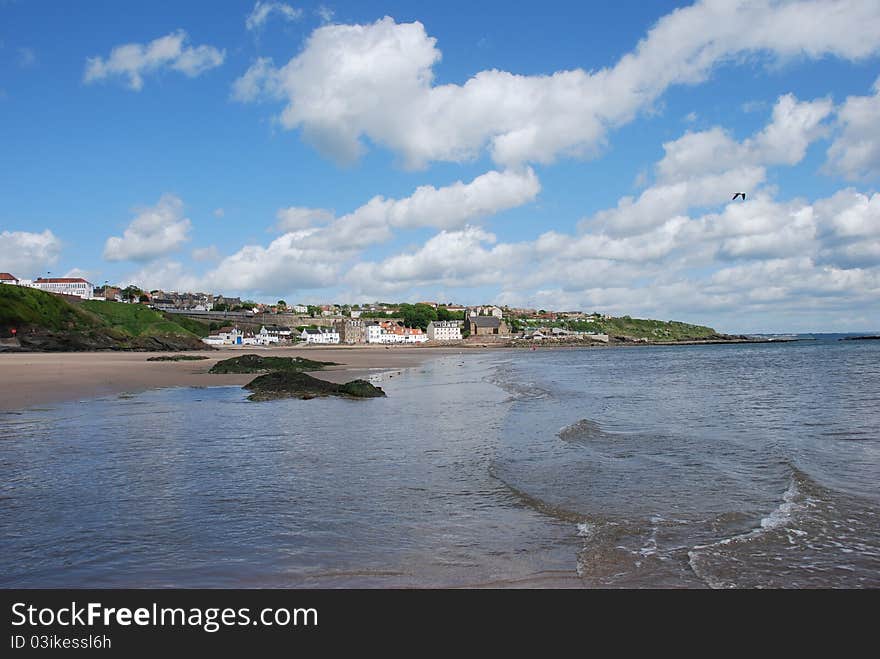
[1,273,95,299]
[202,325,295,346]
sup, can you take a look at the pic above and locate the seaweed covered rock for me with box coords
[337,379,387,398]
[210,354,337,374]
[244,371,385,401]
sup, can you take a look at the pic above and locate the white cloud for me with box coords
[825,77,880,180]
[346,226,530,294]
[191,245,220,262]
[273,206,334,232]
[580,94,831,236]
[655,94,832,182]
[246,2,303,31]
[202,230,346,293]
[84,30,225,91]
[0,229,61,276]
[233,2,880,167]
[316,5,334,23]
[120,260,201,292]
[213,208,225,218]
[299,167,540,250]
[135,168,539,295]
[103,194,192,262]
[62,267,93,280]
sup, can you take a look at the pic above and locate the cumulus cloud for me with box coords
[656,94,833,182]
[201,229,346,293]
[338,94,879,330]
[0,229,62,276]
[273,206,334,232]
[191,245,220,262]
[233,1,880,167]
[103,194,192,262]
[825,77,880,180]
[581,94,832,236]
[346,226,531,295]
[246,2,303,31]
[84,30,225,91]
[139,168,538,295]
[303,167,540,249]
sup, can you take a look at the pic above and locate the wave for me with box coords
[558,418,607,443]
[687,467,823,588]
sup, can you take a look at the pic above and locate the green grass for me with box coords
[80,300,198,337]
[160,313,212,337]
[565,316,718,341]
[0,285,97,331]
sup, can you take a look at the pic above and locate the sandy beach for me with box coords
[0,345,472,411]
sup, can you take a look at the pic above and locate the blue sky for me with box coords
[1,0,879,333]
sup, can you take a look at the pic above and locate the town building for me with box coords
[335,318,368,344]
[464,316,509,336]
[32,277,94,299]
[260,325,291,343]
[366,321,427,344]
[302,328,340,344]
[0,273,19,285]
[202,326,243,346]
[427,320,462,341]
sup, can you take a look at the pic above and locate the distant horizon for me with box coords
[1,1,878,335]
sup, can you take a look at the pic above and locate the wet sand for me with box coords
[0,345,473,411]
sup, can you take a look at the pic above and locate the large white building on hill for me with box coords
[32,277,94,299]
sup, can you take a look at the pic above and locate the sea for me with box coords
[1,337,878,588]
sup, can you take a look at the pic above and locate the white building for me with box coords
[32,277,94,299]
[292,304,308,314]
[366,321,428,344]
[427,320,462,341]
[202,326,244,346]
[302,328,340,344]
[260,325,291,343]
[469,305,503,319]
[0,273,19,285]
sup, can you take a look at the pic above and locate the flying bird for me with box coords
[732,192,746,201]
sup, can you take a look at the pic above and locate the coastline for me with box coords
[0,338,797,412]
[0,345,472,411]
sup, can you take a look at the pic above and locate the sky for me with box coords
[1,0,879,333]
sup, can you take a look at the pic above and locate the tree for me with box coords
[277,300,287,309]
[307,305,320,318]
[398,303,438,330]
[121,285,143,303]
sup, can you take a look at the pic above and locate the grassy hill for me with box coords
[534,315,724,342]
[0,286,208,351]
[592,316,719,341]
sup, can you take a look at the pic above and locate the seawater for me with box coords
[1,339,878,587]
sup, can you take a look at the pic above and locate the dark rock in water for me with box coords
[210,354,338,374]
[147,354,209,362]
[337,379,387,398]
[840,335,880,341]
[244,371,385,401]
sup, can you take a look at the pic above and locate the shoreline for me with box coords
[0,337,799,412]
[0,345,472,412]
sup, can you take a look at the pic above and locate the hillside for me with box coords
[572,316,722,341]
[518,314,732,342]
[0,286,207,351]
